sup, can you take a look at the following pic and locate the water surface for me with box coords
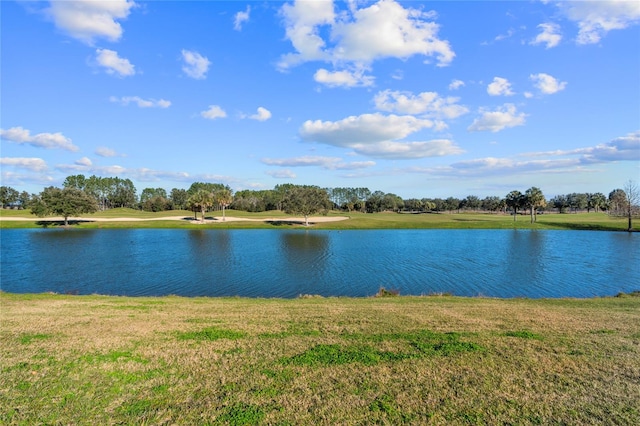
[1,229,638,298]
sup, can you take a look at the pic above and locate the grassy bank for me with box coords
[0,208,632,231]
[2,292,639,424]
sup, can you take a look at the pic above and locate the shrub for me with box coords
[375,287,399,297]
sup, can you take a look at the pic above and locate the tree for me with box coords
[461,195,481,211]
[187,189,214,223]
[170,188,188,210]
[140,188,167,204]
[213,188,233,221]
[365,191,385,213]
[30,187,98,226]
[232,189,268,212]
[567,193,588,213]
[587,192,607,213]
[524,187,546,223]
[421,198,436,212]
[382,193,404,212]
[550,195,569,213]
[63,174,87,190]
[273,183,296,211]
[142,196,169,212]
[109,178,137,208]
[444,197,461,213]
[430,198,446,212]
[18,191,31,209]
[281,185,331,226]
[0,186,19,208]
[609,189,627,215]
[481,196,502,213]
[64,175,137,209]
[403,198,423,212]
[505,190,524,221]
[623,180,639,232]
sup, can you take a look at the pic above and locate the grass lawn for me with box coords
[1,292,639,424]
[0,208,633,231]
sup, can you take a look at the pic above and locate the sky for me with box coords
[1,0,639,199]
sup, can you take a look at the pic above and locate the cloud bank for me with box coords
[1,126,79,151]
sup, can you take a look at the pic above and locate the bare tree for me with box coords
[623,180,639,232]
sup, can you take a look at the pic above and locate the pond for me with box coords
[1,229,638,298]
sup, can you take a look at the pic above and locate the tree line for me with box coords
[1,174,638,228]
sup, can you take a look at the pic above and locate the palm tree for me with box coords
[187,189,213,223]
[214,188,233,221]
[525,187,546,223]
[505,190,524,221]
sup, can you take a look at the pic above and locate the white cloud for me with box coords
[1,170,55,187]
[391,69,404,80]
[468,104,526,133]
[278,0,335,68]
[449,79,465,90]
[201,105,227,120]
[181,49,211,80]
[530,73,567,95]
[95,49,135,77]
[46,0,135,45]
[299,113,463,159]
[373,90,468,119]
[300,113,433,145]
[249,107,272,122]
[582,131,640,162]
[487,77,514,96]
[109,96,171,108]
[75,157,92,167]
[403,131,640,179]
[234,6,251,31]
[95,147,123,157]
[266,169,297,179]
[0,157,48,172]
[557,0,640,44]
[278,0,454,70]
[1,126,79,151]
[54,163,194,183]
[531,23,562,48]
[331,0,454,66]
[351,139,464,159]
[523,131,640,163]
[261,156,376,170]
[314,68,375,88]
[446,157,581,176]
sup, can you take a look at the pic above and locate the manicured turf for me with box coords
[0,208,633,231]
[1,292,639,424]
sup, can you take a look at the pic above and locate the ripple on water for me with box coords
[1,229,638,298]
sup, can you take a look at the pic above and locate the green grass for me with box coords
[0,208,633,231]
[176,327,247,341]
[2,292,639,424]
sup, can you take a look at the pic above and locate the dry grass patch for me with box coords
[1,293,639,424]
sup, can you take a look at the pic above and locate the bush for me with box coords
[375,287,399,297]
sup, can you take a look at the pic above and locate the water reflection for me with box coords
[503,230,547,297]
[184,230,236,295]
[1,229,638,298]
[279,231,330,296]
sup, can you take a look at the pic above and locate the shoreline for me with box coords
[0,215,350,224]
[2,290,637,300]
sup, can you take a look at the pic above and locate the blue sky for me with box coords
[1,0,639,199]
